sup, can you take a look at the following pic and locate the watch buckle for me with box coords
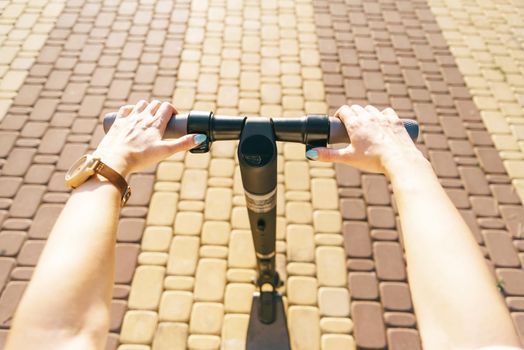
[121,186,132,207]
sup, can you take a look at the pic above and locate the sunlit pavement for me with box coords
[0,0,523,349]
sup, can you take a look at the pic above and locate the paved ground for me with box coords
[0,0,523,349]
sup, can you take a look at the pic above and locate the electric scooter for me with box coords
[104,110,419,349]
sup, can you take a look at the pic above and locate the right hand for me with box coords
[310,104,427,174]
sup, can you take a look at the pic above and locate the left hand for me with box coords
[94,100,206,177]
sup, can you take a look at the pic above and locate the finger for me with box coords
[157,133,207,156]
[144,100,162,115]
[364,105,382,118]
[382,107,400,122]
[116,105,134,119]
[153,102,176,132]
[132,100,148,113]
[334,104,358,134]
[350,104,369,118]
[306,146,355,163]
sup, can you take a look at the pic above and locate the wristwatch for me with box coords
[65,154,131,206]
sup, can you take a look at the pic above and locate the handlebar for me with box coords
[103,110,419,147]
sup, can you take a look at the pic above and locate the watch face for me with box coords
[65,155,97,187]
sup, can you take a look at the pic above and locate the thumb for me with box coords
[307,145,356,163]
[158,133,207,156]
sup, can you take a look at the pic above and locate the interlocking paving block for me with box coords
[319,317,354,334]
[128,265,165,310]
[224,283,255,313]
[152,322,188,350]
[120,310,158,344]
[318,287,351,317]
[288,306,321,350]
[193,258,227,302]
[167,236,200,276]
[221,314,249,350]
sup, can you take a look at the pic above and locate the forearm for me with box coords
[6,176,120,349]
[387,157,521,349]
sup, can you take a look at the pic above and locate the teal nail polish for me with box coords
[306,149,318,160]
[194,134,207,144]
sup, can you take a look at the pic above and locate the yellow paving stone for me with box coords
[321,334,356,350]
[228,230,256,268]
[185,152,211,169]
[211,141,237,158]
[197,73,219,94]
[276,240,287,254]
[261,58,280,76]
[156,162,184,181]
[205,188,233,220]
[286,201,313,224]
[224,283,256,313]
[167,236,200,276]
[189,302,224,335]
[141,226,173,252]
[303,80,325,101]
[147,192,178,226]
[164,276,194,291]
[286,224,315,262]
[260,83,282,104]
[202,221,231,245]
[315,234,344,246]
[316,246,347,287]
[284,143,306,160]
[185,27,205,44]
[240,71,260,91]
[217,86,239,107]
[287,262,316,276]
[284,161,310,190]
[287,276,318,305]
[226,268,257,283]
[174,212,204,235]
[152,323,188,350]
[220,60,240,79]
[154,182,180,192]
[277,217,286,240]
[209,158,235,177]
[310,167,336,178]
[159,291,193,322]
[118,345,150,350]
[504,160,524,178]
[138,252,168,266]
[187,335,221,350]
[318,287,350,317]
[200,245,228,259]
[0,70,27,91]
[480,111,511,134]
[282,95,304,110]
[320,317,354,334]
[221,314,249,350]
[313,210,342,233]
[305,101,328,114]
[311,178,339,210]
[180,169,208,200]
[172,88,195,110]
[129,266,165,310]
[179,200,205,212]
[194,258,227,301]
[300,49,320,67]
[120,310,158,344]
[231,206,250,229]
[493,134,520,151]
[208,177,234,188]
[288,306,321,350]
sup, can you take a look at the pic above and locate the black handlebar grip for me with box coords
[328,117,419,144]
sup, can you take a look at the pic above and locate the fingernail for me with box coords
[306,149,318,160]
[194,134,207,144]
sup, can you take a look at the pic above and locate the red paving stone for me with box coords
[313,0,524,347]
[0,0,522,348]
[0,0,188,347]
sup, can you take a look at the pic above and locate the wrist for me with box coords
[92,150,131,178]
[382,150,434,182]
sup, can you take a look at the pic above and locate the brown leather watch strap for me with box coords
[94,161,131,206]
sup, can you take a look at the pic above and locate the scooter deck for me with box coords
[246,293,291,350]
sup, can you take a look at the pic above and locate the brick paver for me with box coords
[426,0,524,199]
[313,0,524,347]
[1,0,524,349]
